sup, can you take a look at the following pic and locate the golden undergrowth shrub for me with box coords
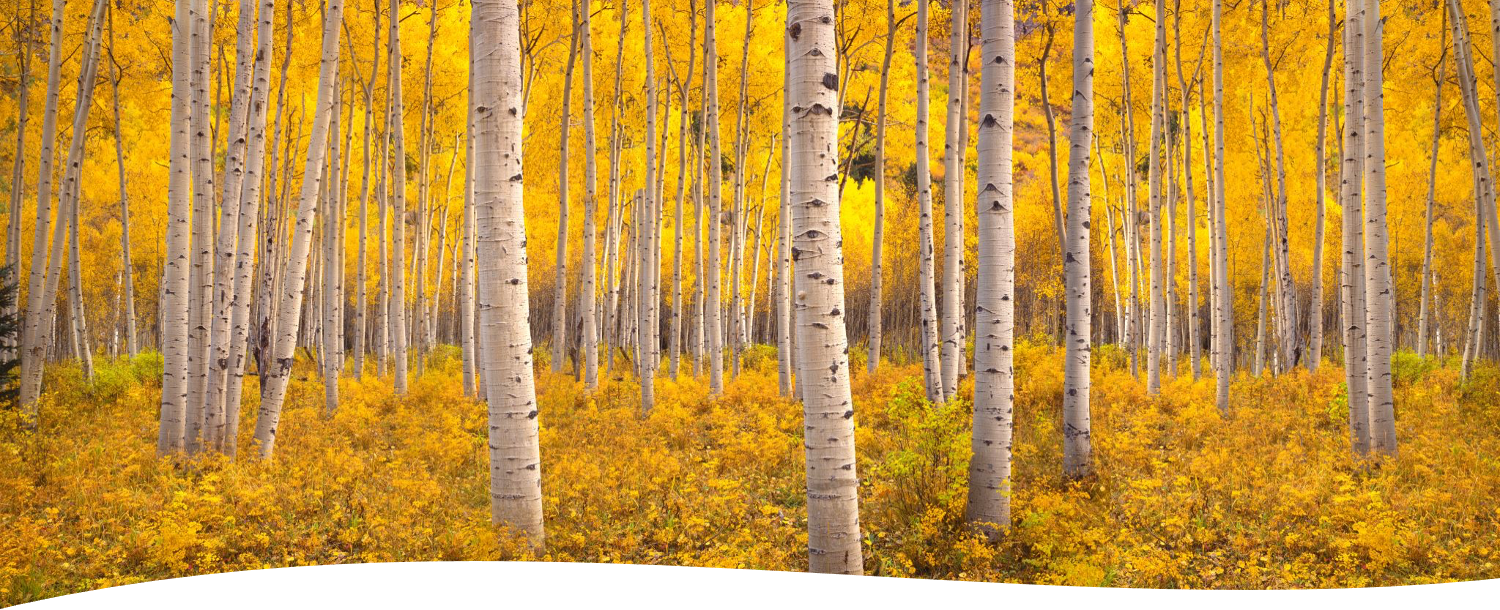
[2,343,1498,603]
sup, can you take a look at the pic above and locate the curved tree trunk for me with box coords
[250,0,345,459]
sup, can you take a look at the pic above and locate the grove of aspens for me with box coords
[3,0,1500,601]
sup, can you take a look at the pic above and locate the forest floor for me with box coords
[2,341,1499,603]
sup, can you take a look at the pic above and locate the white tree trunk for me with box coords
[966,0,1015,539]
[1145,0,1166,394]
[1211,0,1231,415]
[915,0,943,402]
[250,0,345,459]
[639,0,659,412]
[107,10,138,358]
[578,0,599,389]
[388,0,409,394]
[1362,0,1396,458]
[788,0,862,573]
[1062,0,1095,479]
[552,7,579,373]
[704,0,724,395]
[1308,0,1336,371]
[939,0,967,400]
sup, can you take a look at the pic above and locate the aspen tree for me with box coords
[251,0,345,459]
[1343,0,1371,453]
[356,0,384,380]
[157,0,194,453]
[203,0,257,449]
[867,0,899,374]
[967,0,1016,539]
[1261,0,1297,372]
[26,0,106,428]
[472,0,545,547]
[915,0,944,402]
[1308,0,1336,370]
[4,6,32,363]
[107,8,137,358]
[705,0,724,395]
[1063,0,1095,478]
[552,3,579,373]
[788,0,862,573]
[729,1,753,377]
[667,11,697,381]
[1212,0,1231,416]
[578,0,599,388]
[778,23,794,397]
[389,0,409,393]
[1172,0,1198,379]
[323,84,344,416]
[222,0,276,456]
[185,0,215,453]
[1418,30,1446,361]
[1145,0,1166,394]
[19,0,69,428]
[639,0,659,412]
[939,0,967,399]
[1040,15,1064,258]
[1362,0,1396,457]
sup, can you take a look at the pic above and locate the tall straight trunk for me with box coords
[4,4,32,363]
[1462,176,1487,379]
[462,112,478,394]
[777,24,794,396]
[1211,0,1231,415]
[323,85,345,416]
[250,0,345,459]
[185,0,216,454]
[788,0,862,574]
[158,0,193,453]
[1164,80,1177,375]
[1480,1,1500,370]
[107,9,137,358]
[1063,0,1095,478]
[1172,0,1198,379]
[472,0,545,547]
[868,0,897,374]
[1308,0,1336,371]
[915,0,943,402]
[67,179,92,381]
[552,4,579,372]
[1145,0,1166,394]
[388,0,409,393]
[577,0,599,388]
[24,0,106,427]
[639,0,659,412]
[1344,0,1370,454]
[729,3,753,377]
[704,0,724,395]
[204,0,257,450]
[222,0,276,456]
[355,0,383,380]
[1418,35,1447,361]
[1261,0,1297,372]
[939,0,967,400]
[667,12,696,381]
[1117,2,1140,377]
[1362,0,1396,457]
[967,0,1016,539]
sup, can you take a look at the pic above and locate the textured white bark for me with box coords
[24,0,106,429]
[939,0,966,401]
[670,13,697,382]
[1261,0,1298,372]
[221,0,275,457]
[1063,0,1094,479]
[778,25,794,396]
[1308,0,1336,371]
[354,3,382,382]
[157,0,193,453]
[1418,35,1446,361]
[106,11,137,358]
[639,0,659,412]
[323,85,344,416]
[1343,0,1370,454]
[250,0,345,459]
[704,0,724,395]
[1211,0,1231,416]
[578,0,599,389]
[552,7,578,374]
[388,0,409,394]
[915,0,943,402]
[1362,0,1396,458]
[1172,1,1199,379]
[4,8,32,364]
[867,0,896,375]
[185,0,214,454]
[967,0,1015,539]
[1145,0,1165,394]
[788,0,862,573]
[473,0,545,547]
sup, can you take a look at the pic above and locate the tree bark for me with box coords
[1211,0,1231,416]
[1063,0,1095,479]
[939,0,967,400]
[704,0,724,395]
[915,0,943,402]
[1362,0,1396,458]
[107,8,137,358]
[250,0,345,459]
